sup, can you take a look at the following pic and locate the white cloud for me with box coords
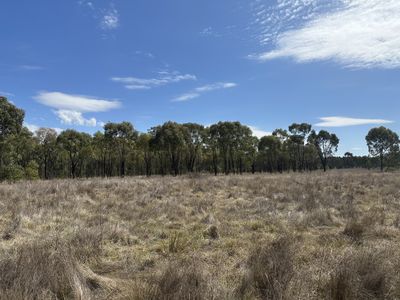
[35,92,121,113]
[55,110,98,127]
[173,93,200,102]
[78,1,119,31]
[135,51,155,59]
[254,0,400,69]
[101,6,119,30]
[24,122,63,134]
[35,91,120,127]
[78,0,94,10]
[112,71,196,90]
[195,82,237,93]
[172,82,237,102]
[248,126,272,138]
[315,116,394,127]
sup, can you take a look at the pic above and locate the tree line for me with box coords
[0,96,398,180]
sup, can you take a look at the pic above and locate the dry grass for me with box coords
[1,170,400,299]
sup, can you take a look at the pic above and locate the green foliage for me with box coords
[0,96,24,138]
[24,160,40,180]
[1,164,25,181]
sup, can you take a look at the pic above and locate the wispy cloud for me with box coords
[112,71,197,90]
[135,51,155,59]
[35,91,120,127]
[315,116,394,127]
[19,65,44,71]
[172,82,237,102]
[78,0,94,10]
[173,93,200,102]
[199,27,221,37]
[78,1,119,31]
[248,125,272,138]
[253,0,400,69]
[101,5,119,30]
[0,91,14,97]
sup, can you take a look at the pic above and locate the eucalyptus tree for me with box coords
[308,130,339,172]
[258,135,281,172]
[366,127,399,172]
[104,122,138,177]
[0,96,25,176]
[92,131,108,177]
[288,123,312,171]
[57,129,91,178]
[35,128,58,179]
[150,121,187,176]
[137,133,153,176]
[208,121,254,174]
[182,123,206,173]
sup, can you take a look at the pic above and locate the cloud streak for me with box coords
[254,0,400,69]
[19,65,44,71]
[35,91,120,127]
[35,92,121,112]
[112,71,196,90]
[173,82,237,102]
[315,116,394,127]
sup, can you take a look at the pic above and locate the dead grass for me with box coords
[1,170,400,299]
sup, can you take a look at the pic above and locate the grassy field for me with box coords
[1,170,400,299]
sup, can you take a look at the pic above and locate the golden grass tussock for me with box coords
[1,170,400,299]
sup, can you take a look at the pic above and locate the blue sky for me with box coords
[1,0,400,155]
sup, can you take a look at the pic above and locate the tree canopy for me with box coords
[0,95,398,181]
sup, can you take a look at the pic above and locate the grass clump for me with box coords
[239,235,295,299]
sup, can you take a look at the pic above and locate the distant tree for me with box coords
[182,123,206,173]
[92,131,108,177]
[343,152,354,169]
[104,122,138,177]
[36,128,58,179]
[206,127,220,175]
[57,130,91,178]
[308,130,339,172]
[137,133,153,176]
[288,123,312,171]
[366,127,399,172]
[209,122,254,174]
[150,122,187,176]
[248,136,259,174]
[258,135,281,172]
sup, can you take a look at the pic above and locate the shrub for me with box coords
[0,164,24,181]
[24,160,40,180]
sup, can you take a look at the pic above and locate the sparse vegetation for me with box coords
[1,170,400,299]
